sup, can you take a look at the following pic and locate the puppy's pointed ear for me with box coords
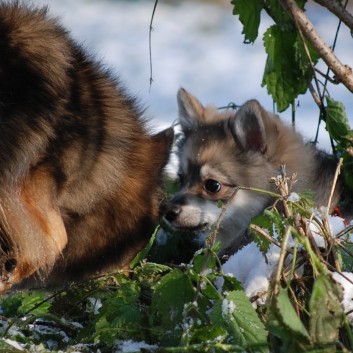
[229,99,267,153]
[177,88,204,133]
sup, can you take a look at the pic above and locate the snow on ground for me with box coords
[217,215,350,308]
[114,340,158,353]
[332,272,353,323]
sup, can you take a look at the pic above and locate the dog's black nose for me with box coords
[165,205,181,222]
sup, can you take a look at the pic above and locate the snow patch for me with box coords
[115,340,158,353]
[217,215,350,308]
[332,272,353,323]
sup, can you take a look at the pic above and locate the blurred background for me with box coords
[37,0,353,152]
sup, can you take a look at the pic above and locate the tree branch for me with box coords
[314,0,353,32]
[280,0,353,93]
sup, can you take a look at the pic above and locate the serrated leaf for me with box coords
[251,209,285,254]
[326,96,353,147]
[264,0,293,26]
[231,0,264,43]
[262,26,315,111]
[272,287,311,342]
[210,290,268,353]
[151,269,195,329]
[221,274,243,293]
[309,274,344,345]
[95,282,143,344]
[17,292,51,316]
[192,249,217,275]
[189,325,228,345]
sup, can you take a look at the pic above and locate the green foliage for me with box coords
[1,179,353,352]
[231,0,321,112]
[232,0,264,43]
[0,248,268,352]
[1,2,353,353]
[325,97,353,146]
[211,290,268,352]
[268,286,311,350]
[325,97,353,195]
[309,274,344,346]
[262,26,319,112]
[231,0,353,198]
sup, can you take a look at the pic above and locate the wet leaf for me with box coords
[309,274,344,345]
[326,96,353,146]
[211,290,268,353]
[272,287,311,342]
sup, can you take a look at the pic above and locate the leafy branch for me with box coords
[280,0,353,92]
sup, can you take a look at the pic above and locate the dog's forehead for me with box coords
[179,125,236,172]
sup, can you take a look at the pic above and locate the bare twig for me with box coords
[280,0,353,93]
[314,0,353,32]
[273,225,291,293]
[149,0,159,90]
[249,224,283,249]
[308,81,322,109]
[326,158,343,214]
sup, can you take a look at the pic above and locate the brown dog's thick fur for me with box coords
[0,1,174,292]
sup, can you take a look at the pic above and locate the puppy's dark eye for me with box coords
[204,179,221,193]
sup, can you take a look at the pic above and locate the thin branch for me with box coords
[273,225,291,293]
[280,0,353,93]
[326,158,343,214]
[149,0,159,90]
[314,0,353,32]
[249,224,283,249]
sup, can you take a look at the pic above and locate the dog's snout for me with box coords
[165,204,182,222]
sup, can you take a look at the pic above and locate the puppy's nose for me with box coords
[165,205,181,222]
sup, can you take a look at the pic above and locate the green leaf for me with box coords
[262,26,316,112]
[1,291,51,317]
[189,325,228,345]
[309,274,344,345]
[272,287,311,342]
[95,281,143,344]
[210,290,268,352]
[130,225,159,269]
[231,0,264,43]
[19,292,51,316]
[151,269,195,330]
[326,96,353,147]
[251,208,286,254]
[264,0,307,28]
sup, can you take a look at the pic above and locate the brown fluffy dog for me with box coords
[0,2,174,292]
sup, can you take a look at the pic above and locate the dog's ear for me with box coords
[151,127,174,169]
[229,99,267,153]
[177,88,204,132]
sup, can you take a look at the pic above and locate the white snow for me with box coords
[332,272,353,323]
[114,340,158,353]
[222,298,236,317]
[2,338,25,351]
[218,215,351,308]
[287,192,300,203]
[217,242,281,306]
